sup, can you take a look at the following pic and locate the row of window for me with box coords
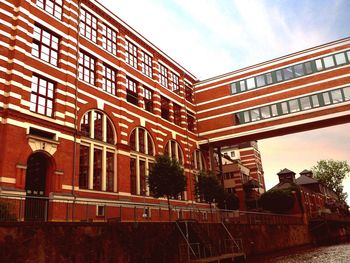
[78,111,204,195]
[78,7,194,101]
[235,86,350,124]
[231,49,350,95]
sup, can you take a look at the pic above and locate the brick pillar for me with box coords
[169,101,174,123]
[137,84,144,109]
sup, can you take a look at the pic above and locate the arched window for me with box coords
[79,110,116,192]
[129,127,155,196]
[192,149,206,171]
[164,140,184,165]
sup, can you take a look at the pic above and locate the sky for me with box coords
[97,0,350,204]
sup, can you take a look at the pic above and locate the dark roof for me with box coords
[277,168,296,175]
[295,175,319,185]
[300,169,313,175]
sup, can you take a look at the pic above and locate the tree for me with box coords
[259,189,295,213]
[312,159,350,202]
[148,155,186,218]
[195,171,223,204]
[195,171,240,210]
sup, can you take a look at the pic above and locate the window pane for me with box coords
[243,111,250,122]
[260,106,271,119]
[231,83,238,94]
[94,112,103,141]
[283,67,293,80]
[331,89,343,103]
[312,95,320,107]
[239,80,246,91]
[106,152,114,192]
[281,102,289,114]
[93,148,102,191]
[256,75,266,88]
[335,53,346,65]
[266,73,273,84]
[79,145,89,189]
[140,160,146,196]
[343,87,350,101]
[294,64,304,77]
[304,62,313,74]
[347,51,350,61]
[300,97,311,110]
[246,78,256,90]
[323,56,335,68]
[130,158,137,195]
[289,99,300,113]
[276,70,283,81]
[323,93,331,105]
[271,104,278,116]
[250,109,260,121]
[315,59,323,71]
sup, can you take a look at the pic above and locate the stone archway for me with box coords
[24,152,51,221]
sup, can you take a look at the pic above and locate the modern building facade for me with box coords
[0,0,349,221]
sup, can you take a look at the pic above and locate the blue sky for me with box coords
[98,0,350,204]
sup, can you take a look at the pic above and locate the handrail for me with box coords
[221,221,241,251]
[175,220,198,259]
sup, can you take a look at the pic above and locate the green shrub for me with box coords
[259,189,295,214]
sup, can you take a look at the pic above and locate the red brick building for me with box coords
[1,0,350,221]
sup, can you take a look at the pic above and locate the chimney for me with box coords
[300,169,313,178]
[277,168,296,183]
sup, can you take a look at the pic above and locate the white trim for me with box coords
[0,177,16,184]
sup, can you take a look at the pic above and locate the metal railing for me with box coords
[0,194,304,224]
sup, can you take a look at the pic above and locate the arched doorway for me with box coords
[25,152,50,221]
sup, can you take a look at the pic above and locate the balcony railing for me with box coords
[0,194,303,224]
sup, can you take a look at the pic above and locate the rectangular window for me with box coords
[304,62,313,74]
[161,96,170,120]
[283,67,293,80]
[78,51,95,85]
[172,73,180,93]
[173,103,181,126]
[79,145,89,189]
[323,56,335,68]
[80,8,97,42]
[250,109,260,121]
[335,53,346,65]
[323,93,331,105]
[106,152,114,192]
[311,95,320,107]
[102,64,116,95]
[81,111,91,137]
[293,64,304,77]
[140,160,146,196]
[159,64,168,87]
[289,99,300,113]
[271,104,278,116]
[331,89,343,103]
[125,40,138,68]
[130,158,137,195]
[30,75,55,117]
[246,78,256,90]
[32,24,59,66]
[185,84,193,102]
[143,87,153,113]
[315,59,323,71]
[256,75,266,88]
[243,111,250,122]
[240,80,246,91]
[260,106,271,119]
[94,111,103,141]
[276,70,283,82]
[126,78,138,105]
[231,83,238,94]
[141,51,152,78]
[102,24,117,55]
[266,73,273,85]
[187,113,195,132]
[36,0,63,20]
[93,148,102,191]
[300,97,311,110]
[343,87,350,101]
[281,102,289,114]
